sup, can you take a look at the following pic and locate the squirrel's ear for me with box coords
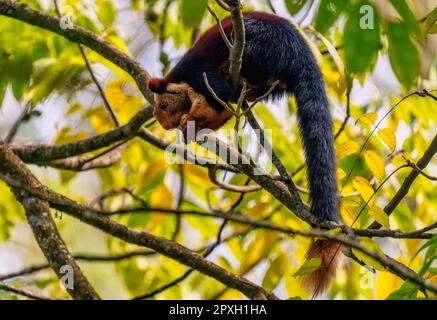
[148,78,166,94]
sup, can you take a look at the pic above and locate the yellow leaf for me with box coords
[60,170,76,185]
[262,253,289,291]
[246,201,268,220]
[105,34,131,55]
[378,128,396,152]
[147,184,173,231]
[368,206,390,229]
[337,168,346,180]
[88,107,113,134]
[53,127,87,144]
[136,160,166,189]
[323,63,347,98]
[376,271,403,299]
[285,271,309,299]
[65,103,82,115]
[185,165,215,188]
[228,238,244,262]
[328,227,343,235]
[336,140,361,159]
[240,231,277,273]
[352,238,385,271]
[341,202,358,225]
[353,176,375,205]
[364,150,385,182]
[356,112,378,126]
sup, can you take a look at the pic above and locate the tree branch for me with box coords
[10,107,152,164]
[0,150,278,300]
[223,0,245,96]
[0,141,100,300]
[369,134,437,229]
[0,282,51,300]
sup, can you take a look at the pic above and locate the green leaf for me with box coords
[127,211,150,228]
[424,7,437,34]
[0,53,7,107]
[10,51,33,100]
[284,0,307,15]
[292,258,322,277]
[75,13,99,33]
[389,0,422,40]
[386,281,418,300]
[180,0,207,28]
[343,1,381,75]
[96,0,116,29]
[387,21,420,89]
[410,236,437,264]
[0,82,5,109]
[428,268,437,275]
[314,0,347,34]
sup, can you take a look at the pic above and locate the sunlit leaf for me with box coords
[336,140,361,159]
[240,231,277,273]
[65,103,82,115]
[364,150,385,182]
[337,168,346,180]
[378,127,396,152]
[356,112,377,127]
[368,206,390,229]
[262,253,289,291]
[386,281,418,300]
[96,0,116,29]
[353,176,375,205]
[352,237,385,271]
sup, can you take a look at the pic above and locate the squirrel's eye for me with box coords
[159,102,168,111]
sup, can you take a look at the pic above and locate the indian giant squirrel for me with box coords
[148,11,339,296]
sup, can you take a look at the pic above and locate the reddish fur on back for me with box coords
[302,240,341,297]
[148,78,167,94]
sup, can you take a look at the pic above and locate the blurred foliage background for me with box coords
[0,0,436,300]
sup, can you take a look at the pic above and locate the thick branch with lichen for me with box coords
[0,141,100,300]
[0,145,278,300]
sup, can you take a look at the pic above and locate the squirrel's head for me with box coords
[148,78,191,130]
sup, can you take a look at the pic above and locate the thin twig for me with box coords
[207,5,232,49]
[4,103,32,143]
[0,282,52,300]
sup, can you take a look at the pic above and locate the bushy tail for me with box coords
[293,56,340,296]
[302,240,341,297]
